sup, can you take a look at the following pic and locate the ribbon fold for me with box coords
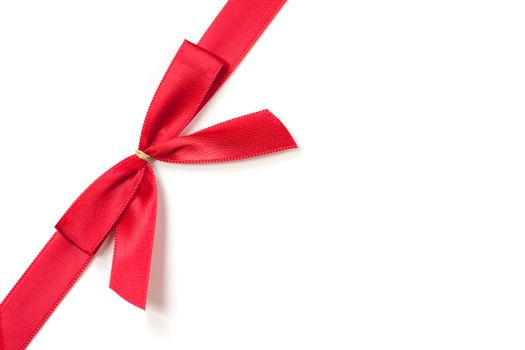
[0,1,295,348]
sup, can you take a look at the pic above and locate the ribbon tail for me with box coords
[198,0,287,101]
[0,232,93,349]
[110,163,157,309]
[149,109,297,163]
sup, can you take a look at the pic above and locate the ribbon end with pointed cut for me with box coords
[109,164,157,311]
[109,283,147,310]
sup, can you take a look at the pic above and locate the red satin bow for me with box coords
[57,40,296,309]
[0,1,295,348]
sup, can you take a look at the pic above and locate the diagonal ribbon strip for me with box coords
[0,0,295,348]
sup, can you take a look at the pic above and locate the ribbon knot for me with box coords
[135,150,152,162]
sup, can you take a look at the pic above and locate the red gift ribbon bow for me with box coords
[0,1,296,348]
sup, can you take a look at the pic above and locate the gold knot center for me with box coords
[135,150,152,162]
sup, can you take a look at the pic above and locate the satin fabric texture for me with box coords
[0,0,295,348]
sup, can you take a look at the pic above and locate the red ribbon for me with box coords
[0,1,295,348]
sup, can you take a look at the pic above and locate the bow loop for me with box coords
[56,156,147,254]
[147,110,297,163]
[139,40,225,152]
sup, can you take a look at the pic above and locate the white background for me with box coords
[1,0,525,349]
